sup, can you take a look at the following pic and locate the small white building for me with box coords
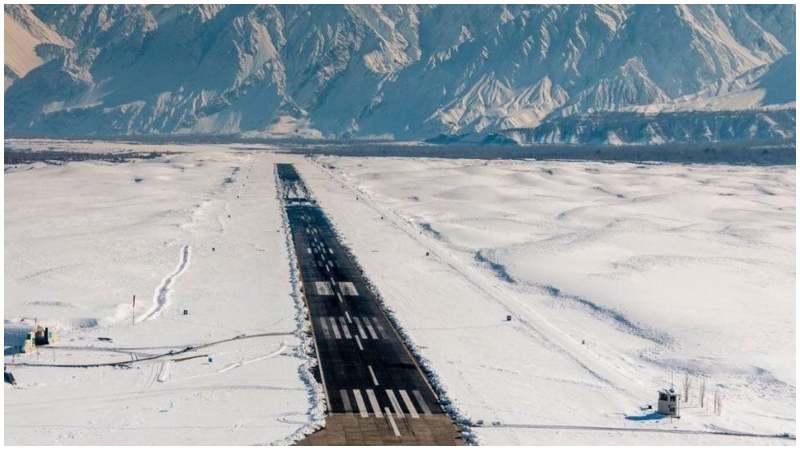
[657,388,680,417]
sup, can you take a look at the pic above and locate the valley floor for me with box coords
[4,140,795,445]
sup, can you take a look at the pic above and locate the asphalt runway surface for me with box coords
[277,163,445,425]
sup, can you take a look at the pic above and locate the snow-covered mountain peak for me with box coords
[5,5,795,144]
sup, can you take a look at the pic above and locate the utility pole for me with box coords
[683,373,691,404]
[132,294,136,325]
[700,377,706,409]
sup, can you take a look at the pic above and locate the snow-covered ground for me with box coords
[4,141,320,445]
[299,155,795,444]
[4,140,795,445]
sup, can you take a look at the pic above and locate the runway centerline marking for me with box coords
[367,365,380,386]
[355,335,364,351]
[385,407,401,437]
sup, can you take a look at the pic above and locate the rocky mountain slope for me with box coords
[5,5,796,144]
[4,5,73,90]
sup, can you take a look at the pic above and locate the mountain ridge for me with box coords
[5,4,796,144]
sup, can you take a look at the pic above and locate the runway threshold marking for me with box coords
[413,390,433,416]
[386,389,405,418]
[399,389,420,418]
[366,389,383,418]
[363,318,379,339]
[340,389,353,413]
[319,317,332,339]
[353,317,368,339]
[328,317,342,339]
[338,317,352,339]
[369,317,389,338]
[353,390,369,418]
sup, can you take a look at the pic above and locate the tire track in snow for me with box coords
[216,342,287,375]
[138,244,191,322]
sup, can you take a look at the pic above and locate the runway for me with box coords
[276,163,462,444]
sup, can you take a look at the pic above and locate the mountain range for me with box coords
[4,4,796,144]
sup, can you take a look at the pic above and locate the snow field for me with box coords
[300,155,794,444]
[4,140,793,445]
[5,143,317,444]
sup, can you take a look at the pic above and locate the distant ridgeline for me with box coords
[4,5,796,144]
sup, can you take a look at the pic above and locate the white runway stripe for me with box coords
[318,317,331,339]
[353,317,368,339]
[363,318,378,339]
[338,317,352,339]
[366,389,383,418]
[338,281,359,296]
[369,317,388,339]
[386,389,404,418]
[353,390,368,418]
[399,390,419,418]
[355,334,364,351]
[385,407,401,436]
[367,365,379,386]
[345,311,352,323]
[412,390,433,416]
[314,281,333,295]
[328,317,341,339]
[340,389,353,413]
